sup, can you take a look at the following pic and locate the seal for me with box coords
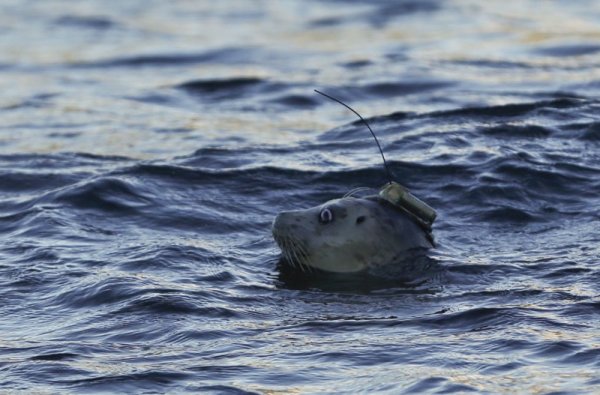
[272,195,433,273]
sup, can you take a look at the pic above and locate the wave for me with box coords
[68,47,255,68]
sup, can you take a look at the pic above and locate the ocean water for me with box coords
[1,0,599,393]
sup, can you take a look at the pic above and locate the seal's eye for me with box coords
[319,208,334,224]
[356,216,366,225]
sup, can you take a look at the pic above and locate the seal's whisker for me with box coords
[282,237,296,269]
[273,218,314,272]
[277,235,291,268]
[286,237,303,272]
[290,238,305,271]
[292,244,307,273]
[285,237,296,267]
[343,187,372,198]
[290,238,308,273]
[290,240,301,271]
[296,242,312,273]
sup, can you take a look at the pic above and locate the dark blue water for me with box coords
[1,1,599,393]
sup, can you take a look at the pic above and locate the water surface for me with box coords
[0,1,599,393]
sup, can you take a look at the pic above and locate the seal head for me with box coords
[272,196,433,273]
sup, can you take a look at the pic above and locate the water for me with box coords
[1,0,599,393]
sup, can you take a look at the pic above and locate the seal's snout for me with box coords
[272,210,309,251]
[272,210,301,235]
[271,212,287,236]
[272,210,312,271]
[271,212,295,246]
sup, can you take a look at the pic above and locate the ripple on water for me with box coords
[1,0,600,393]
